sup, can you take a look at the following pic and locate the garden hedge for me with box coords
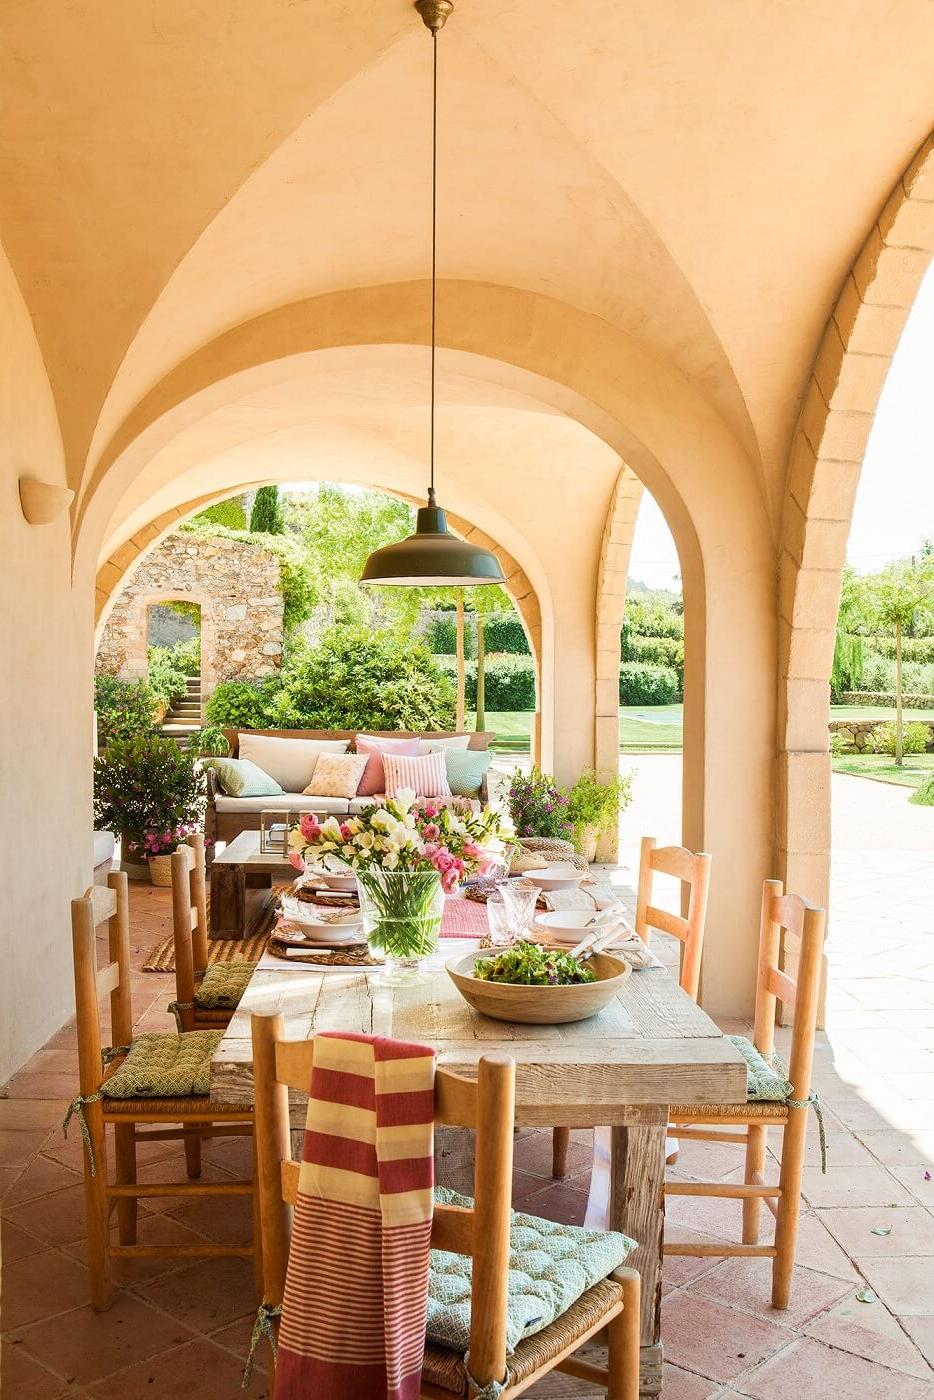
[618,661,681,705]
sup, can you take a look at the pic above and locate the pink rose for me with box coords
[339,822,353,840]
[423,805,438,819]
[288,852,306,872]
[422,842,439,858]
[299,814,320,841]
[462,841,482,860]
[422,823,440,841]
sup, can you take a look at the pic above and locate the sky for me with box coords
[629,263,934,590]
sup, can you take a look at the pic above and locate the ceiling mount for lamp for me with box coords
[360,0,505,589]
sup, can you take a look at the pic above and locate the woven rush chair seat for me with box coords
[670,1035,796,1120]
[103,1094,249,1116]
[422,1279,622,1396]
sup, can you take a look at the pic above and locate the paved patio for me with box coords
[2,765,933,1397]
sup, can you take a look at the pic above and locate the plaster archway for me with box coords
[776,132,934,915]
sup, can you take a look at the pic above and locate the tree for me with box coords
[250,485,285,534]
[194,495,248,530]
[831,565,870,699]
[868,558,934,764]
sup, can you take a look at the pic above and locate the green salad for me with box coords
[473,940,596,986]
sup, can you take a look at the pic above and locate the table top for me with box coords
[212,829,291,867]
[210,941,747,1123]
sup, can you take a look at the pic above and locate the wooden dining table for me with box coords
[210,941,747,1395]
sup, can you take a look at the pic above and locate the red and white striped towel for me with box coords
[275,1032,436,1400]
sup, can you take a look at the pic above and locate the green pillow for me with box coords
[209,758,283,798]
[444,749,492,799]
[102,1031,223,1099]
[728,1035,793,1102]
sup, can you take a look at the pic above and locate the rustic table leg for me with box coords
[209,862,246,939]
[605,1121,666,1396]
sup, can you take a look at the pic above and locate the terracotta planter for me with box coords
[576,826,599,863]
[148,854,174,887]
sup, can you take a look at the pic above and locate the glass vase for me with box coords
[356,869,444,983]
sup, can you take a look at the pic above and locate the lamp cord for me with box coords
[429,28,438,505]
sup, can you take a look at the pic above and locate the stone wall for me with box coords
[829,718,934,753]
[96,534,284,706]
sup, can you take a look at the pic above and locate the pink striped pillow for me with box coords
[382,749,452,800]
[354,734,421,797]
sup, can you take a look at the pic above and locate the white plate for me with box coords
[522,865,587,892]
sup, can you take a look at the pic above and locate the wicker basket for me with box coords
[148,854,174,887]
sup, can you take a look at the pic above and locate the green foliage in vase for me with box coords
[568,768,634,844]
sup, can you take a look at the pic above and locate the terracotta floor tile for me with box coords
[887,1163,934,1206]
[13,1293,196,1386]
[64,1211,217,1286]
[136,1256,256,1334]
[0,1127,49,1166]
[2,1153,82,1207]
[816,1205,934,1259]
[161,1191,253,1246]
[804,1292,933,1379]
[657,1361,720,1398]
[513,1129,591,1179]
[738,1335,933,1400]
[800,1162,914,1209]
[2,1216,48,1263]
[858,1256,934,1316]
[662,1226,725,1291]
[665,1190,774,1245]
[688,1258,852,1330]
[5,1182,116,1247]
[209,1314,268,1377]
[0,1341,69,1400]
[0,1100,70,1130]
[4,1072,81,1101]
[660,1291,790,1382]
[855,1129,934,1167]
[1,1246,93,1331]
[86,1337,269,1400]
[0,1164,20,1198]
[899,1316,934,1369]
[201,1135,254,1177]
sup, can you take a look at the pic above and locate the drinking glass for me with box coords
[486,883,538,947]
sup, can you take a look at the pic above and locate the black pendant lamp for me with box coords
[360,0,505,588]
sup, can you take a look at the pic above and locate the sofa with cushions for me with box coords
[205,729,494,855]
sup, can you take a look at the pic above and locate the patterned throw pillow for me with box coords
[303,752,369,800]
[382,749,452,800]
[354,734,422,797]
[444,749,492,798]
[209,758,284,798]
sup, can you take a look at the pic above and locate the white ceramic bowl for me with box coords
[279,891,365,941]
[535,910,621,944]
[315,870,358,893]
[521,864,587,892]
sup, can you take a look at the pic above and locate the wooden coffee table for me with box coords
[209,829,292,939]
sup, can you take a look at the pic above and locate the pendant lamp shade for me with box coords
[360,0,504,589]
[360,493,505,587]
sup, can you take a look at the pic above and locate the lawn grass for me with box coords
[830,704,934,722]
[830,753,934,789]
[471,707,686,753]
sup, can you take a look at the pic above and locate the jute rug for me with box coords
[142,902,278,973]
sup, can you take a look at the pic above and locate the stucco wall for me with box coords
[96,533,284,701]
[0,252,87,1084]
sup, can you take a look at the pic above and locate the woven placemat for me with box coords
[266,938,383,968]
[142,906,276,973]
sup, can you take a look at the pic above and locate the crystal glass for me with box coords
[485,882,538,947]
[356,869,445,983]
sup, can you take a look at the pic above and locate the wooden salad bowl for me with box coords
[445,950,631,1025]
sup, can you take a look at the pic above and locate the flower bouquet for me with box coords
[288,791,515,980]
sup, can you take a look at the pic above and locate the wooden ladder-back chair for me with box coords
[250,1013,641,1400]
[664,879,827,1309]
[70,871,255,1311]
[171,834,256,1031]
[552,835,712,1178]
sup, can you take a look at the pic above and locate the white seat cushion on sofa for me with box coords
[237,733,349,792]
[215,793,356,814]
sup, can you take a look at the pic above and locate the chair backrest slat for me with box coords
[635,836,712,1001]
[171,835,208,1027]
[96,961,121,998]
[254,1015,515,1388]
[754,880,826,1102]
[71,872,131,1096]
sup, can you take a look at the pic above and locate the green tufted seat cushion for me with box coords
[426,1186,635,1354]
[102,1031,224,1100]
[728,1034,793,1102]
[194,961,257,1010]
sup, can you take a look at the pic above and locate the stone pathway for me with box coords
[2,764,934,1396]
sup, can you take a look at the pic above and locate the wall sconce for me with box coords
[19,477,74,525]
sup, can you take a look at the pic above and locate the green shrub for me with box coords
[866,721,931,756]
[623,597,683,641]
[435,655,537,711]
[147,647,189,708]
[205,678,281,729]
[507,768,572,840]
[94,673,157,746]
[868,634,934,664]
[425,613,476,658]
[194,497,247,530]
[910,774,934,806]
[483,614,530,654]
[249,485,285,535]
[568,769,633,846]
[186,726,231,757]
[618,661,681,705]
[624,633,684,677]
[828,731,848,756]
[94,736,205,851]
[274,625,456,731]
[169,637,201,676]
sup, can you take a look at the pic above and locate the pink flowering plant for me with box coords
[140,824,199,858]
[507,767,572,840]
[288,792,515,962]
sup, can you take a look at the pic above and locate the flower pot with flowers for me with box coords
[288,791,515,982]
[506,768,573,841]
[567,769,634,862]
[93,736,205,883]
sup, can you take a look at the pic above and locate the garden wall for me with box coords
[96,534,285,702]
[829,718,934,753]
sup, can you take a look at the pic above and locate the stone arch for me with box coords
[776,132,934,909]
[105,587,217,717]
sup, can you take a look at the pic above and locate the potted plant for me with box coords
[94,736,205,883]
[567,769,634,862]
[288,793,515,981]
[506,768,573,841]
